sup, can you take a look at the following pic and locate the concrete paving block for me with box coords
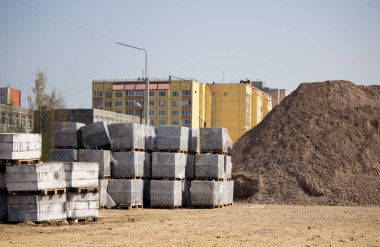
[64,162,98,188]
[108,179,143,206]
[112,151,149,178]
[108,123,146,151]
[188,128,200,153]
[150,180,182,207]
[0,192,7,222]
[195,154,225,180]
[53,122,84,148]
[200,128,232,153]
[0,133,42,160]
[191,180,224,207]
[80,121,111,149]
[50,149,78,162]
[157,126,189,151]
[99,179,115,208]
[66,192,99,218]
[186,154,195,180]
[224,155,232,179]
[152,152,186,179]
[7,194,67,222]
[6,163,66,192]
[79,149,111,178]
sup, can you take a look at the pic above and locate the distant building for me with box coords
[0,87,21,107]
[0,104,33,133]
[269,88,288,107]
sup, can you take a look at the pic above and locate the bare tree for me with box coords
[28,70,66,160]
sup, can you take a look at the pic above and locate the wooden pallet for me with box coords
[196,177,225,182]
[151,205,181,209]
[8,188,66,196]
[200,151,228,155]
[156,149,188,154]
[67,217,99,223]
[151,177,185,181]
[68,187,99,193]
[112,176,144,180]
[99,175,111,179]
[54,146,78,149]
[192,205,224,209]
[112,204,143,210]
[112,148,145,152]
[0,158,41,165]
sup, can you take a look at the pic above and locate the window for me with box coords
[182,110,191,115]
[126,110,134,115]
[105,102,112,107]
[172,120,179,126]
[126,100,135,106]
[149,91,154,97]
[150,120,154,126]
[182,100,191,106]
[150,111,154,116]
[126,90,134,96]
[93,91,102,97]
[159,110,166,116]
[136,90,144,96]
[172,101,179,107]
[182,90,191,96]
[246,113,251,119]
[93,101,102,108]
[115,92,122,97]
[172,111,179,116]
[159,101,166,107]
[246,103,250,109]
[182,119,191,125]
[246,93,250,99]
[149,101,155,106]
[115,101,122,107]
[158,120,166,126]
[137,100,144,106]
[1,113,5,124]
[172,91,179,97]
[105,92,112,98]
[158,91,166,97]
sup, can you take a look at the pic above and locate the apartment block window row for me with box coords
[182,100,191,106]
[158,110,166,116]
[158,120,166,126]
[115,101,122,107]
[115,92,123,98]
[172,91,179,97]
[172,111,179,116]
[126,100,144,106]
[172,101,179,107]
[158,91,166,97]
[182,119,191,125]
[126,109,142,116]
[105,102,112,107]
[126,90,144,96]
[172,120,179,125]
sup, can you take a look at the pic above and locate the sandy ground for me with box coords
[0,203,379,247]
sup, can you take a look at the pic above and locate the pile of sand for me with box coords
[232,80,380,205]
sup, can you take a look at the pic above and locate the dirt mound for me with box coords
[232,80,380,205]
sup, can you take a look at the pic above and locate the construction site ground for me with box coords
[0,203,379,246]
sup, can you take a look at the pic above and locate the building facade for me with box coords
[92,79,212,129]
[92,79,271,142]
[269,88,288,107]
[0,104,33,133]
[0,87,21,107]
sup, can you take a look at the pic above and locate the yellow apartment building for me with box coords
[92,79,271,142]
[92,79,212,129]
[208,82,271,142]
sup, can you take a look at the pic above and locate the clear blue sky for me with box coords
[0,0,379,108]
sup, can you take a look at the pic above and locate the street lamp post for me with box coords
[116,42,149,125]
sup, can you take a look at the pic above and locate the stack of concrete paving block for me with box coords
[79,149,111,179]
[112,151,149,179]
[195,154,225,180]
[145,125,157,152]
[53,122,84,148]
[224,155,232,180]
[66,192,99,219]
[199,128,232,153]
[152,152,186,179]
[181,180,191,208]
[108,123,145,151]
[0,133,42,160]
[64,162,98,189]
[188,128,200,154]
[150,180,182,208]
[157,126,189,151]
[80,121,111,149]
[99,179,115,209]
[7,194,67,222]
[6,163,67,222]
[191,180,225,207]
[108,179,143,208]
